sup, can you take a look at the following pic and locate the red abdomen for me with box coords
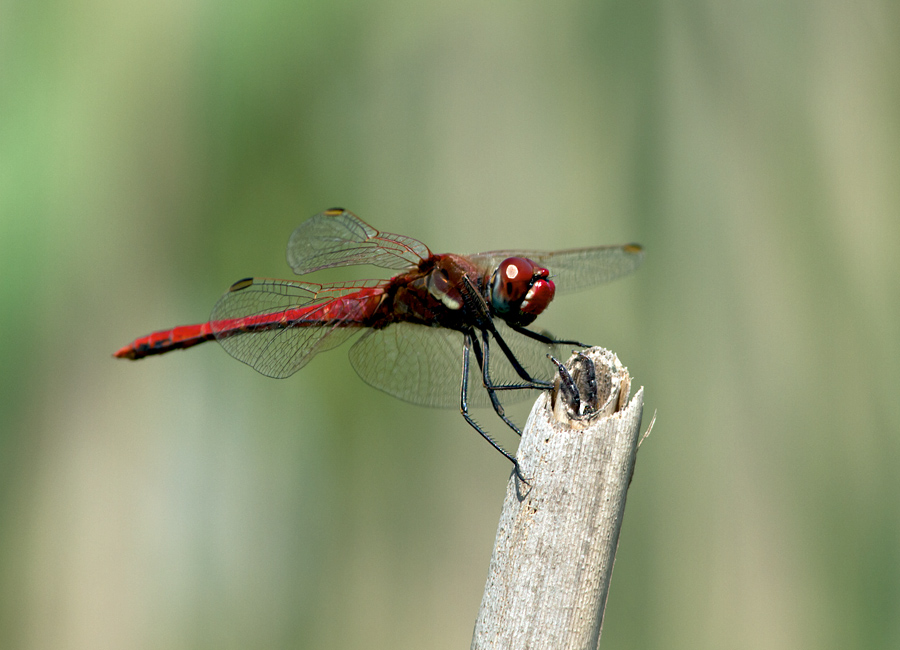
[115,284,388,361]
[114,322,215,359]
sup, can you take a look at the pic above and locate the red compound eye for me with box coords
[493,258,534,304]
[519,278,555,320]
[490,257,555,325]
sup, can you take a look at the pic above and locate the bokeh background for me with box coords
[2,1,898,649]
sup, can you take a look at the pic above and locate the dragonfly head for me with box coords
[489,257,556,326]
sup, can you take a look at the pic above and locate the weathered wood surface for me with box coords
[472,348,645,650]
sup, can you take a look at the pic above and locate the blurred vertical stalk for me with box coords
[472,348,645,650]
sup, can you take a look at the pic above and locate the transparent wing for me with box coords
[347,321,571,408]
[209,278,382,378]
[467,244,644,295]
[286,208,432,275]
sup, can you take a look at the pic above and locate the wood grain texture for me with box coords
[472,348,644,650]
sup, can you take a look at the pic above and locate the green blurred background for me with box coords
[2,1,898,648]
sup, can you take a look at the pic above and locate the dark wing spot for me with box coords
[229,278,254,292]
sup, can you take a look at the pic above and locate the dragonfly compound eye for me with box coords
[519,277,555,321]
[490,257,544,314]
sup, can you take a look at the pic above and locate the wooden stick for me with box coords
[471,348,645,650]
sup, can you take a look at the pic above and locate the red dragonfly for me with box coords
[116,209,643,476]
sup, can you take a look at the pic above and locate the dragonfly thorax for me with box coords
[426,267,464,311]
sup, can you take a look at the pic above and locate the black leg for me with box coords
[549,354,582,414]
[471,332,525,436]
[478,326,552,392]
[549,351,600,419]
[491,329,550,387]
[459,332,525,481]
[510,323,590,349]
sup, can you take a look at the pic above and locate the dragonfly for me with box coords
[115,208,643,477]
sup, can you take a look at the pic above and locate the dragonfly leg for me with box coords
[460,333,526,482]
[480,326,553,392]
[510,323,590,349]
[469,334,525,436]
[548,353,599,418]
